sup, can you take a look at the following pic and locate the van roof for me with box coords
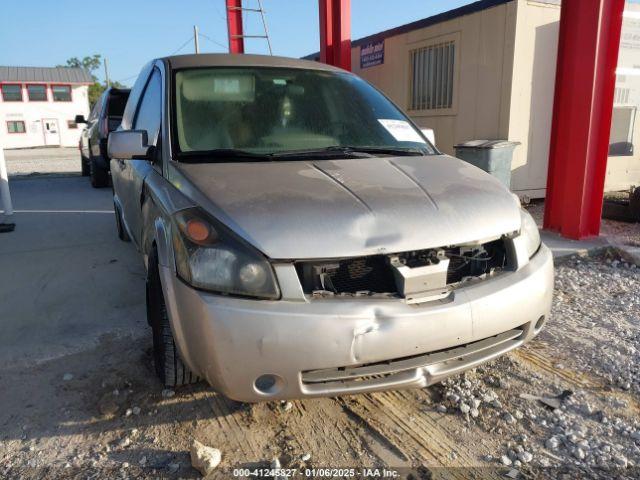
[163,53,344,73]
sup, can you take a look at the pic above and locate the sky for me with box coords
[0,0,476,86]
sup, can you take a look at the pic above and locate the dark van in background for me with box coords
[77,87,130,187]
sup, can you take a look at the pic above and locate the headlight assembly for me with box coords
[520,209,541,258]
[171,208,280,299]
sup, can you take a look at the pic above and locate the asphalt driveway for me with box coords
[0,175,145,368]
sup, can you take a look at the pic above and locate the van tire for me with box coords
[90,156,109,188]
[81,155,90,176]
[147,249,200,387]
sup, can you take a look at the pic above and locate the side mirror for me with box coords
[75,114,87,124]
[421,128,435,146]
[108,130,150,160]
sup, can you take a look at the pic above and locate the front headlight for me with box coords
[520,209,541,258]
[171,208,280,299]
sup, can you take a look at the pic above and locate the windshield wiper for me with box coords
[342,146,427,156]
[178,149,273,162]
[178,145,428,162]
[268,145,426,159]
[267,146,373,159]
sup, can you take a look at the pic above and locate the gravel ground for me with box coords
[2,252,639,479]
[1,175,639,478]
[4,147,82,177]
[436,252,640,478]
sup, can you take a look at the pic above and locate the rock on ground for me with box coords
[190,439,222,476]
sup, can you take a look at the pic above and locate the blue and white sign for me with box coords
[360,40,384,69]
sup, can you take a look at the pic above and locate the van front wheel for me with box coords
[146,249,200,387]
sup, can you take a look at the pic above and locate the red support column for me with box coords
[543,0,624,239]
[319,0,351,71]
[226,0,245,54]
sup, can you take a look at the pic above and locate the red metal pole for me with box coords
[319,0,334,65]
[319,0,351,71]
[543,0,624,239]
[334,0,351,71]
[226,0,245,54]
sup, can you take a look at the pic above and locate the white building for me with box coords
[308,0,640,197]
[0,66,92,149]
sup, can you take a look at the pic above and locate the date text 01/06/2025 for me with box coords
[232,467,401,478]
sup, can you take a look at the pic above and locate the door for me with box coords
[43,119,60,146]
[117,67,162,247]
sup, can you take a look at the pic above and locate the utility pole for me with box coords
[194,25,200,54]
[104,58,111,87]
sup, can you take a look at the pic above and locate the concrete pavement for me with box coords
[5,147,82,177]
[0,176,145,368]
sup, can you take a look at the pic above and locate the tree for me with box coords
[58,55,125,107]
[61,55,102,80]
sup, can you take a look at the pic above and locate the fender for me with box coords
[140,169,197,271]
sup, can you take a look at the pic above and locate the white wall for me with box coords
[352,2,517,158]
[507,0,640,195]
[507,0,560,197]
[0,84,90,149]
[606,1,640,191]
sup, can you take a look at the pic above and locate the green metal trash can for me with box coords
[454,140,520,189]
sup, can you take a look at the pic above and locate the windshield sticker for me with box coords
[378,119,425,143]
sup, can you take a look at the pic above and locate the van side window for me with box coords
[134,69,162,147]
[88,94,102,121]
[121,62,153,130]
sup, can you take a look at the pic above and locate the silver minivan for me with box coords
[109,54,553,402]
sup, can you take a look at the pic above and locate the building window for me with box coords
[67,120,78,129]
[614,87,630,105]
[1,84,23,102]
[7,120,26,133]
[27,84,47,101]
[609,106,636,156]
[52,85,71,102]
[409,41,455,111]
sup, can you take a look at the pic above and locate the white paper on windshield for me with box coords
[378,119,425,143]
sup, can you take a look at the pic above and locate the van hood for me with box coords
[174,155,522,259]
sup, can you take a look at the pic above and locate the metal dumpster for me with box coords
[454,140,520,189]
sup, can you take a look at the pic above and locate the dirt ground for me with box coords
[1,175,640,479]
[2,251,640,480]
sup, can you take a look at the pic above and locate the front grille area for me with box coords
[323,256,397,294]
[295,238,509,297]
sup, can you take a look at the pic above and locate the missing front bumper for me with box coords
[160,244,553,402]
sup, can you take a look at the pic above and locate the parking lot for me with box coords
[3,147,82,177]
[1,150,640,479]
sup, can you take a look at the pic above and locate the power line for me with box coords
[213,0,227,22]
[115,73,138,84]
[113,30,225,86]
[169,35,196,56]
[198,31,228,50]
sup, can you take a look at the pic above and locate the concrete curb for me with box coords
[541,230,640,266]
[541,230,611,263]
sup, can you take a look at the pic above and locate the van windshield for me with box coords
[172,67,435,159]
